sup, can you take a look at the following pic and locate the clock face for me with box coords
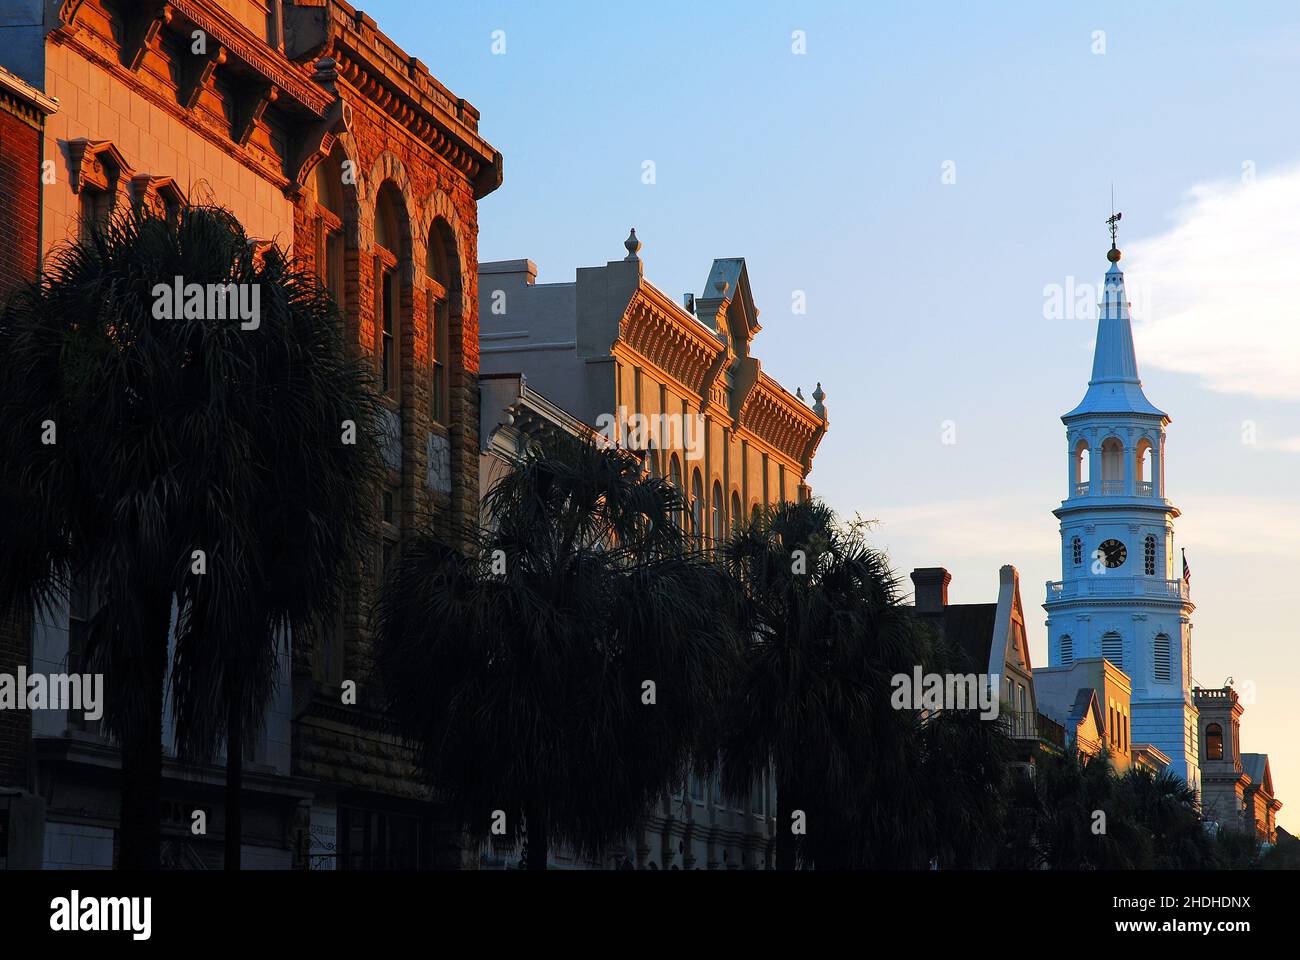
[1098,539,1127,568]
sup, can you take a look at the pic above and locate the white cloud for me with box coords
[1126,166,1300,401]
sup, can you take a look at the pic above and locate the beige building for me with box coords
[477,234,830,868]
[1036,657,1136,771]
[1193,686,1282,843]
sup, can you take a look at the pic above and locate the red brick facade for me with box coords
[0,68,51,792]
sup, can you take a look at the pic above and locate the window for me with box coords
[1060,635,1073,665]
[339,805,423,870]
[730,491,742,531]
[1153,633,1172,682]
[710,482,724,546]
[313,149,346,309]
[380,268,395,395]
[78,188,112,241]
[669,455,684,528]
[66,578,102,736]
[1073,439,1090,493]
[1101,437,1124,492]
[1071,536,1082,565]
[1102,632,1123,670]
[425,222,457,425]
[691,470,704,548]
[373,184,406,403]
[1144,534,1156,576]
[1206,723,1224,761]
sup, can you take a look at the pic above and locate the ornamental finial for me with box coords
[624,227,641,261]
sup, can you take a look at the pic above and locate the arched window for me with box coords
[313,148,347,308]
[1060,635,1073,665]
[1206,723,1224,761]
[1073,439,1090,495]
[691,470,704,547]
[1135,438,1154,496]
[373,183,408,402]
[424,219,458,425]
[1102,631,1123,669]
[669,455,684,528]
[1101,437,1124,493]
[730,491,742,531]
[1071,536,1082,566]
[711,481,724,546]
[1144,534,1156,576]
[1153,633,1172,682]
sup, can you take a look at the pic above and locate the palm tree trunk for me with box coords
[118,602,170,870]
[526,802,548,871]
[224,686,242,870]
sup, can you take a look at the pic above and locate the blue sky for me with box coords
[367,0,1300,825]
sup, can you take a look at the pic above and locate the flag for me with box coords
[1182,548,1191,584]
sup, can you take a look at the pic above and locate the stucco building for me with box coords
[477,234,829,868]
[0,0,498,868]
[1042,236,1199,788]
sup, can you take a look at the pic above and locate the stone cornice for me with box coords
[739,373,826,470]
[319,4,502,198]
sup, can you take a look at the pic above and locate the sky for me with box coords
[365,0,1300,828]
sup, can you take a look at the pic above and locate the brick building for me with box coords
[0,0,498,868]
[0,61,57,870]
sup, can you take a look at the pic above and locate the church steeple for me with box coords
[1063,220,1167,420]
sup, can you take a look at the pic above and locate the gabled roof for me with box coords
[699,258,760,341]
[1242,753,1274,796]
[1064,257,1168,421]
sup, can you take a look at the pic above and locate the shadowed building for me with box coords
[0,0,498,869]
[908,565,1064,768]
[477,233,829,869]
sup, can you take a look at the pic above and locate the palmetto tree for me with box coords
[374,434,741,869]
[0,205,382,869]
[715,500,945,869]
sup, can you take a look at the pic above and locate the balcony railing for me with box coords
[1047,577,1189,600]
[1003,711,1066,748]
[1072,480,1157,497]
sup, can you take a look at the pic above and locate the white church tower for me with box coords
[1044,220,1200,790]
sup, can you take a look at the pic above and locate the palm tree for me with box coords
[715,501,943,869]
[0,204,382,869]
[374,434,740,869]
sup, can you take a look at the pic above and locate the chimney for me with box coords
[911,567,951,614]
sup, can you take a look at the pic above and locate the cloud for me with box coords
[1126,166,1300,402]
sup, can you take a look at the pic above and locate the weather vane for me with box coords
[1107,210,1122,246]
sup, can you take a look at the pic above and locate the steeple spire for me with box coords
[1063,215,1167,420]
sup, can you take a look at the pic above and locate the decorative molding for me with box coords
[121,1,173,72]
[233,82,277,148]
[180,43,225,111]
[68,138,134,194]
[283,96,351,198]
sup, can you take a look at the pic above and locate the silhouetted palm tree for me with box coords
[715,501,942,869]
[374,434,741,869]
[0,204,382,869]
